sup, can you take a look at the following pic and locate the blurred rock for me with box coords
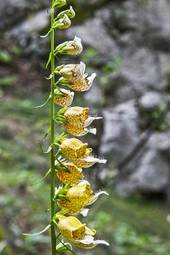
[66,12,119,57]
[100,100,139,163]
[139,92,164,111]
[117,150,170,194]
[0,0,49,32]
[1,0,170,197]
[148,132,170,153]
[6,10,49,47]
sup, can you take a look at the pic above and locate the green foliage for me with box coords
[114,223,170,255]
[0,76,17,88]
[82,48,98,63]
[0,49,12,64]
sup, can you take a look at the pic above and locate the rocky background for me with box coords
[0,0,170,255]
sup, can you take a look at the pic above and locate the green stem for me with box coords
[50,1,56,255]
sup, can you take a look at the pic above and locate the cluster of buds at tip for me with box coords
[42,1,109,253]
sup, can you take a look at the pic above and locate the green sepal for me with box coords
[46,52,52,68]
[56,106,68,123]
[55,132,68,144]
[54,88,65,98]
[56,242,73,254]
[54,42,68,55]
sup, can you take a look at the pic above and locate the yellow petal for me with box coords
[57,216,86,240]
[56,162,83,185]
[60,138,89,161]
[64,107,89,123]
[85,227,96,236]
[54,89,74,107]
[58,181,93,213]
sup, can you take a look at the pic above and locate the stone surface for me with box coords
[100,100,139,163]
[66,14,119,57]
[139,92,165,111]
[126,150,169,193]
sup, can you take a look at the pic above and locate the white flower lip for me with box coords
[84,116,103,127]
[84,156,107,164]
[60,88,74,97]
[77,61,86,79]
[88,73,96,85]
[78,235,110,247]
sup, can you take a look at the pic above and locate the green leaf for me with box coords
[0,50,12,64]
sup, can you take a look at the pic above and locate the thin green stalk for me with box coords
[50,1,56,255]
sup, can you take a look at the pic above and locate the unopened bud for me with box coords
[53,0,66,8]
[54,14,71,30]
[57,6,75,19]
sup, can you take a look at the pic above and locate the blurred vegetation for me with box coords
[1,96,170,255]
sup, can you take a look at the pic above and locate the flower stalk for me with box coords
[50,1,56,254]
[33,0,109,254]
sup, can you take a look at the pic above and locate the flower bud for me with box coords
[60,138,91,162]
[53,0,66,8]
[58,181,93,213]
[54,88,74,107]
[55,36,83,55]
[57,6,75,19]
[54,14,71,30]
[56,162,83,185]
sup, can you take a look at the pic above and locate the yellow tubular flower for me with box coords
[56,215,96,241]
[63,106,102,136]
[54,88,74,107]
[64,107,88,135]
[68,73,96,92]
[60,138,106,168]
[56,62,96,92]
[64,107,89,123]
[58,180,93,213]
[56,162,83,185]
[60,138,91,162]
